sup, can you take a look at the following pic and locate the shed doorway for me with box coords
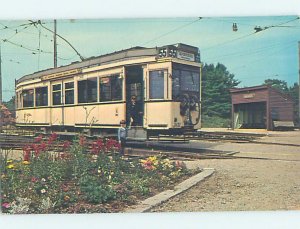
[233,102,266,129]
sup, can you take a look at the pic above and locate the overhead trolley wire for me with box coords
[141,17,203,46]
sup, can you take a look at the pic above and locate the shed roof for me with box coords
[230,85,294,102]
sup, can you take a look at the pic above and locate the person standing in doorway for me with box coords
[128,95,142,127]
[128,95,138,126]
[118,120,127,156]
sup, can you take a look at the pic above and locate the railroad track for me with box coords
[151,131,266,143]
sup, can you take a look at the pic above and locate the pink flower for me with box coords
[31,177,38,183]
[40,142,47,151]
[23,145,31,161]
[2,202,10,209]
[31,144,41,157]
[34,134,43,143]
[63,140,71,151]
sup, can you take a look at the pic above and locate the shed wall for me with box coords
[231,88,268,104]
[269,88,294,121]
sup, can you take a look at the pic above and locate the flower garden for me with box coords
[0,133,192,213]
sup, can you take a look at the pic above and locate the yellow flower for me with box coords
[148,156,157,162]
[6,159,13,163]
[22,161,30,165]
[7,164,14,169]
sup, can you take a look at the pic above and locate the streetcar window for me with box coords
[181,70,199,92]
[149,70,165,99]
[22,89,34,108]
[78,78,97,103]
[172,69,181,99]
[100,75,123,102]
[52,84,61,105]
[65,82,74,105]
[35,87,48,107]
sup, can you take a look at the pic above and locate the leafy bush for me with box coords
[1,134,191,213]
[202,115,231,128]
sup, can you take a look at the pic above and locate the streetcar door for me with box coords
[125,66,144,127]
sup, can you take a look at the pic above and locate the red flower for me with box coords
[34,134,43,143]
[105,138,120,151]
[91,139,105,155]
[40,142,47,151]
[23,145,31,161]
[48,132,58,144]
[31,177,38,183]
[31,144,41,157]
[63,140,71,151]
[2,202,10,209]
[50,133,58,141]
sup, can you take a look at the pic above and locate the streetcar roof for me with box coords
[16,43,199,84]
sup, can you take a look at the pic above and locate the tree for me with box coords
[263,79,288,92]
[3,96,15,117]
[202,63,240,118]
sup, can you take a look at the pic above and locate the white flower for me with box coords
[40,189,47,194]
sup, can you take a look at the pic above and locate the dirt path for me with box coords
[151,131,300,212]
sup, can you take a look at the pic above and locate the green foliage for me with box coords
[1,136,191,213]
[264,79,288,92]
[3,96,15,113]
[202,63,240,119]
[202,115,231,128]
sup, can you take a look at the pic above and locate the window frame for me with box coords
[64,81,74,105]
[35,86,48,107]
[99,74,123,102]
[148,69,167,100]
[22,89,34,108]
[52,83,62,106]
[77,77,98,104]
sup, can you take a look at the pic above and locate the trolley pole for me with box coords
[54,19,57,68]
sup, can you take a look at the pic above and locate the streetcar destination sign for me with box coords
[177,50,195,61]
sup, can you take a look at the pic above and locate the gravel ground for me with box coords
[151,130,300,212]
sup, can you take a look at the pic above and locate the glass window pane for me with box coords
[100,77,111,101]
[65,82,74,89]
[65,90,74,104]
[111,75,122,101]
[35,87,48,107]
[149,70,164,99]
[78,80,87,103]
[88,78,97,102]
[172,69,181,99]
[52,84,61,91]
[53,91,61,105]
[181,70,199,92]
[23,89,34,107]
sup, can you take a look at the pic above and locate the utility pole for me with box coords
[54,19,57,68]
[298,41,300,126]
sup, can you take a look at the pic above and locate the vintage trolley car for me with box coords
[15,43,202,135]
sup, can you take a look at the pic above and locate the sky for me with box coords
[0,16,300,101]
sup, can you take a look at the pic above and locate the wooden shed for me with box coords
[230,85,294,130]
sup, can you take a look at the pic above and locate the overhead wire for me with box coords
[140,17,203,46]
